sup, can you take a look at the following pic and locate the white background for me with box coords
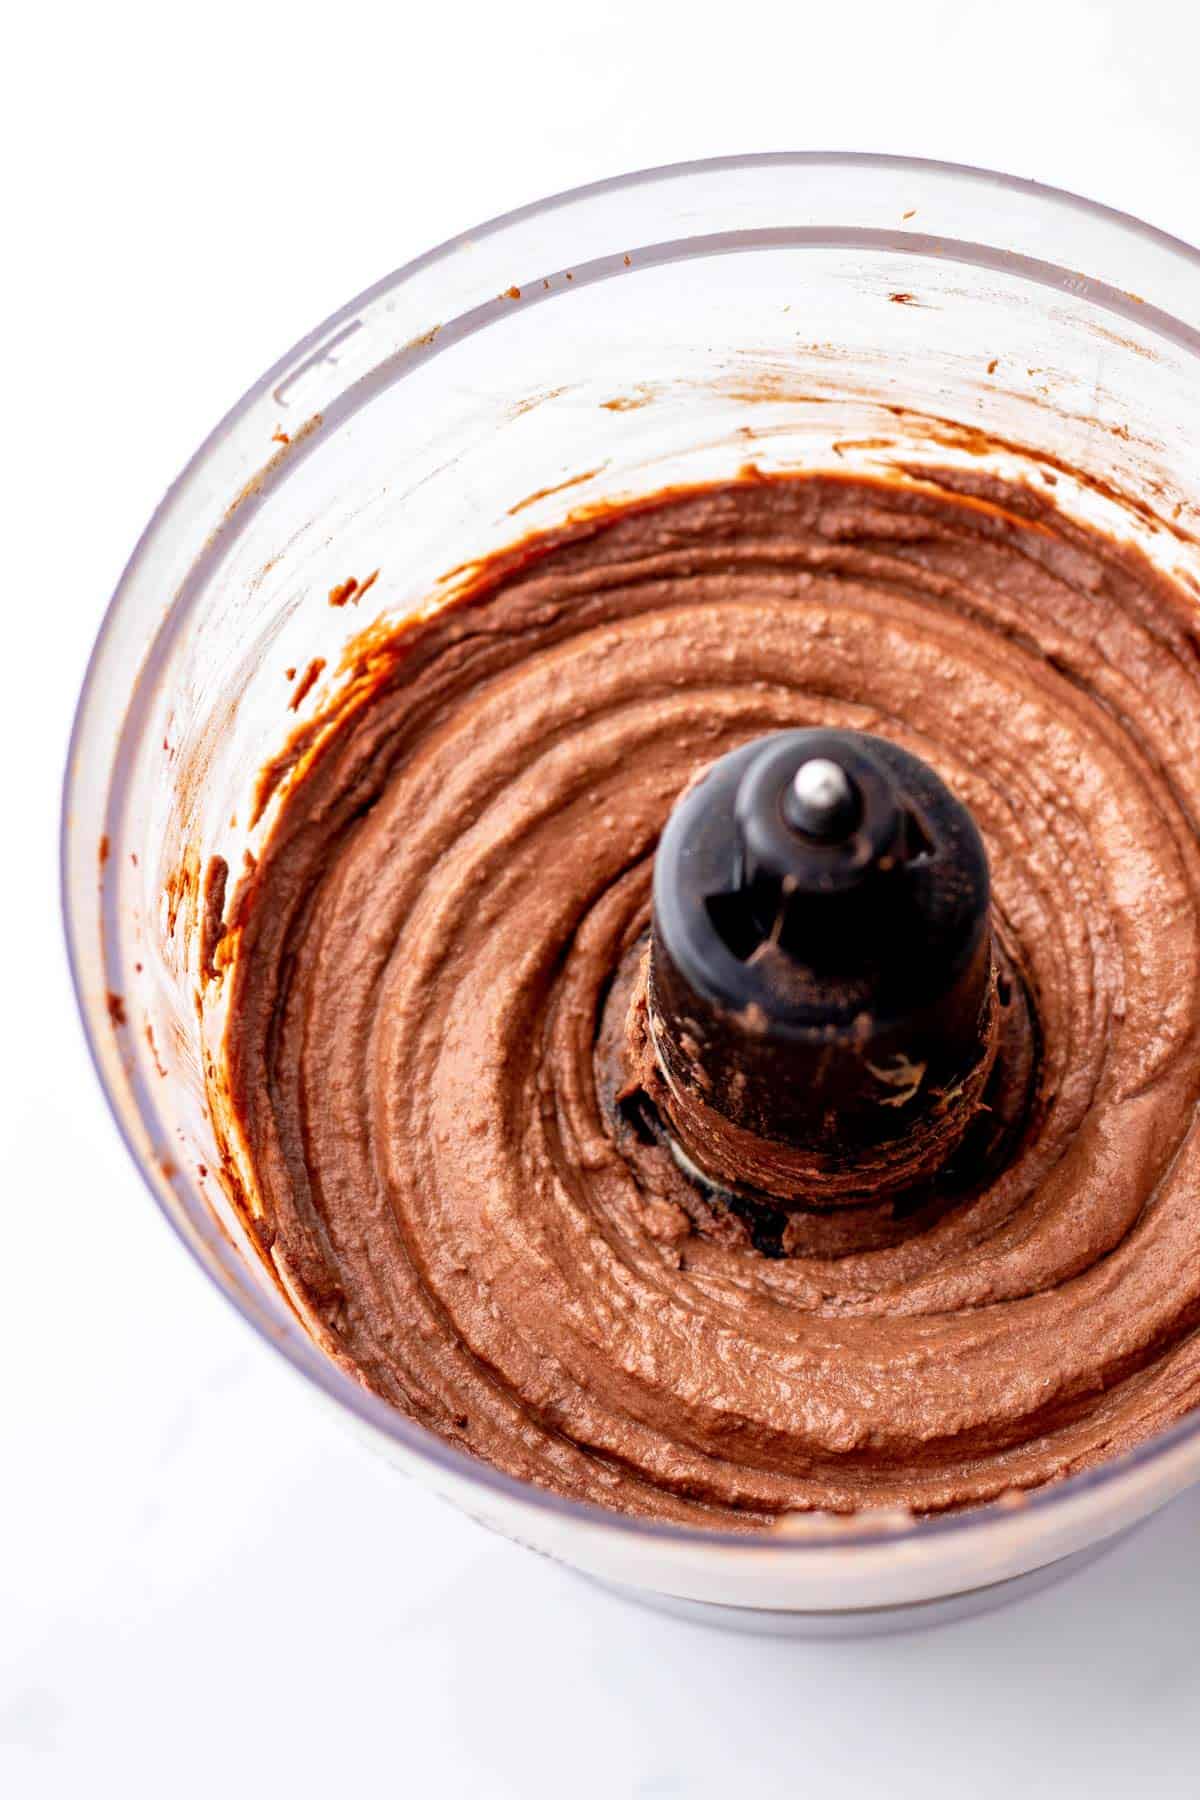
[6,1,1200,1793]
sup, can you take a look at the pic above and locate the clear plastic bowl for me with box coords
[63,154,1200,1631]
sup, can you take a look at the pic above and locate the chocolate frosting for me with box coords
[223,471,1200,1525]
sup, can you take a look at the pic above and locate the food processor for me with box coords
[62,153,1200,1633]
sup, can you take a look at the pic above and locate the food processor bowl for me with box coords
[63,154,1200,1632]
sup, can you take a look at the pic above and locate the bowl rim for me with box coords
[62,149,1200,1558]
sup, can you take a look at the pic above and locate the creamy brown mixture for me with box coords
[223,471,1200,1524]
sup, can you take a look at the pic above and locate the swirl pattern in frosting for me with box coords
[223,472,1200,1523]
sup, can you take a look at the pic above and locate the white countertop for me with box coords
[6,2,1200,1791]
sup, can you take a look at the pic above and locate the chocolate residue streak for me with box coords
[146,1023,168,1079]
[1051,312,1157,362]
[329,578,359,608]
[888,292,923,307]
[714,371,842,406]
[224,412,323,523]
[884,404,1200,549]
[289,658,325,711]
[987,358,999,375]
[601,386,660,412]
[285,667,297,682]
[508,468,604,516]
[251,723,321,829]
[98,834,110,867]
[832,437,897,456]
[512,387,568,419]
[272,430,290,446]
[165,845,200,941]
[502,285,521,301]
[106,991,127,1029]
[200,855,229,981]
